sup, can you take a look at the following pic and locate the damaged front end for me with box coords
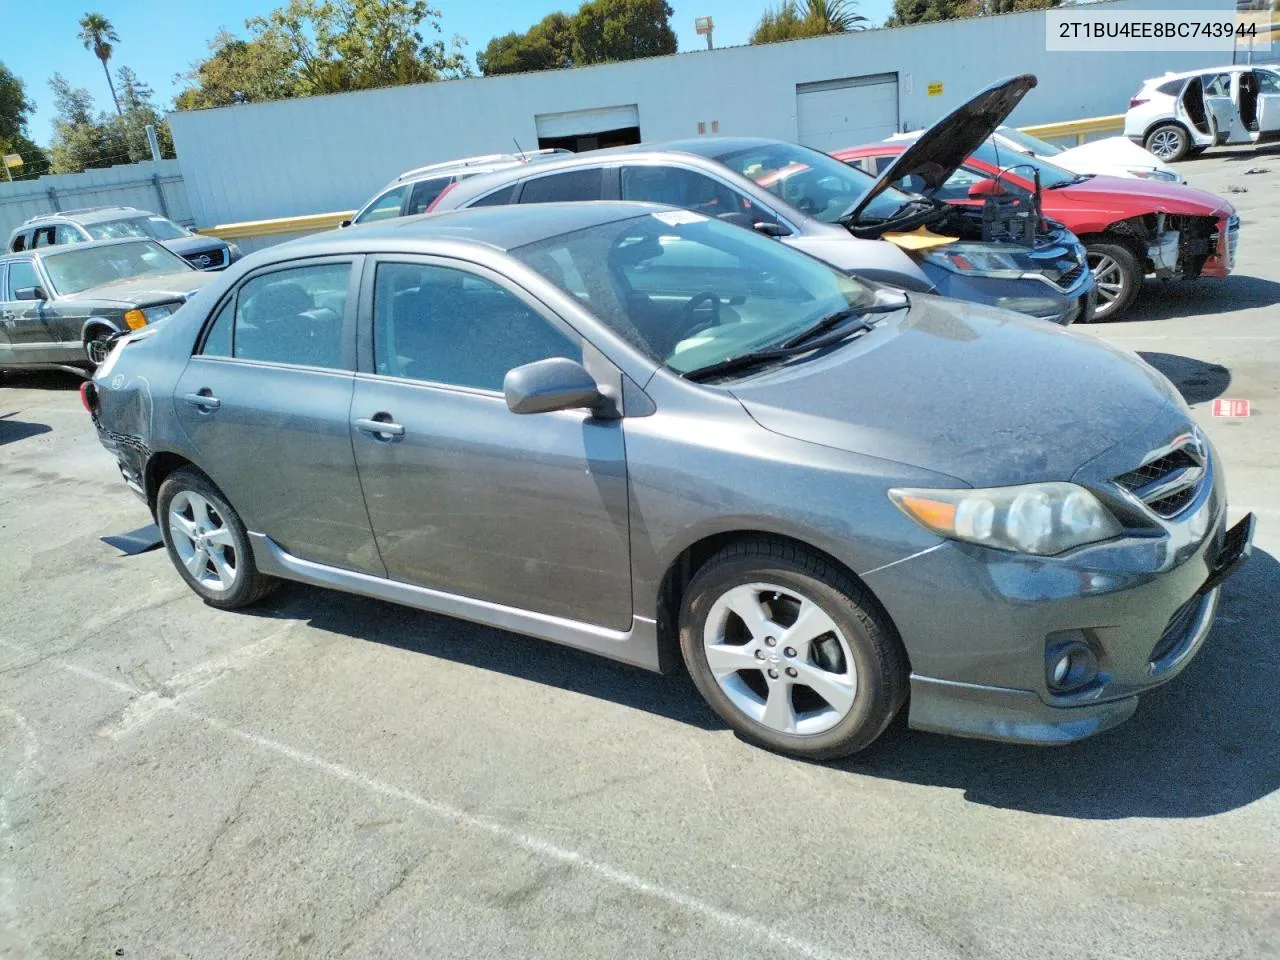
[1110,210,1238,281]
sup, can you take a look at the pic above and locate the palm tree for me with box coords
[804,0,869,31]
[78,12,121,115]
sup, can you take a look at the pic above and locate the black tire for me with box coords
[156,467,278,610]
[1085,241,1143,322]
[678,537,908,760]
[83,325,117,367]
[1144,123,1190,163]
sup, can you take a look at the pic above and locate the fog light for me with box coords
[1045,637,1099,693]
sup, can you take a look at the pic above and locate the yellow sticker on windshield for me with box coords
[882,225,959,251]
[651,210,707,226]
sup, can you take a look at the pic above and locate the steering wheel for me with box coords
[682,291,723,337]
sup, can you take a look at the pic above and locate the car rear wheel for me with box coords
[157,467,278,609]
[679,538,907,759]
[1086,242,1142,321]
[1145,124,1190,162]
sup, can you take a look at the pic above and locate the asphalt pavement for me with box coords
[2,147,1278,960]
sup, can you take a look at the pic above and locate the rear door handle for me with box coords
[183,392,221,411]
[354,416,405,439]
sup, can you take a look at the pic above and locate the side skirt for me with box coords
[248,533,662,672]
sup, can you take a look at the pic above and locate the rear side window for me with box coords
[31,226,57,248]
[201,262,352,370]
[469,184,517,207]
[1156,79,1183,96]
[406,177,452,216]
[518,170,603,204]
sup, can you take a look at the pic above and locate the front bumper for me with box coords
[1200,212,1239,279]
[926,266,1095,326]
[870,499,1255,745]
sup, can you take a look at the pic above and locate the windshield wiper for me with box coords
[1047,174,1094,189]
[683,299,906,383]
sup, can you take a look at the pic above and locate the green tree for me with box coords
[751,0,867,43]
[0,63,50,180]
[175,0,470,108]
[571,0,676,65]
[47,73,110,173]
[477,12,574,76]
[886,0,1057,26]
[104,66,175,161]
[78,12,122,116]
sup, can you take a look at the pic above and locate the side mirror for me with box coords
[753,221,789,238]
[14,286,46,301]
[968,178,1002,199]
[338,219,352,229]
[504,357,602,415]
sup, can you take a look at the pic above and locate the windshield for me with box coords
[84,216,191,242]
[971,139,1078,188]
[41,240,192,295]
[995,126,1064,158]
[712,142,916,224]
[512,211,873,377]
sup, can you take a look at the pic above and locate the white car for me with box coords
[1124,65,1280,162]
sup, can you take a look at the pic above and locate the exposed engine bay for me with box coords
[1107,212,1222,279]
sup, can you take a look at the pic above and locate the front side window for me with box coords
[1256,70,1280,95]
[968,140,1078,189]
[371,261,579,391]
[518,170,603,204]
[208,262,351,370]
[5,260,39,298]
[621,166,769,223]
[512,212,873,376]
[1204,73,1232,98]
[406,177,452,216]
[40,240,190,295]
[354,185,408,224]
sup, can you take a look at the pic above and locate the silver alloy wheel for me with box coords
[702,582,857,736]
[168,490,239,593]
[1087,251,1127,319]
[1147,128,1184,161]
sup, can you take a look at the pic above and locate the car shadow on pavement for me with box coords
[844,545,1280,819]
[1117,274,1280,323]
[1138,351,1231,405]
[0,370,85,391]
[0,412,52,446]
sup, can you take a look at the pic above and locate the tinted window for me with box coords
[5,261,38,298]
[470,184,517,207]
[518,170,602,204]
[231,263,351,369]
[512,211,873,377]
[372,262,579,391]
[1156,79,1183,96]
[355,185,408,224]
[621,166,769,223]
[407,177,452,216]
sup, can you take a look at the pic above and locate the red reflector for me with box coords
[1129,97,1149,108]
[79,381,97,413]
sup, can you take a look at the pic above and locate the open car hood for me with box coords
[843,74,1038,224]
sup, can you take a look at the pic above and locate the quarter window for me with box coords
[518,170,602,203]
[204,262,351,369]
[407,177,453,216]
[371,262,579,391]
[356,185,408,224]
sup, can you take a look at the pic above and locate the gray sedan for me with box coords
[86,203,1253,759]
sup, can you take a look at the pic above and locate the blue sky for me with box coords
[2,0,895,146]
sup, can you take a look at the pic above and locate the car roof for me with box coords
[20,205,152,227]
[1145,65,1263,84]
[393,149,569,184]
[263,202,674,261]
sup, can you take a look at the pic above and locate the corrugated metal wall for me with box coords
[0,159,190,243]
[169,0,1235,227]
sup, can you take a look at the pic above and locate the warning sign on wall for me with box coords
[927,82,944,97]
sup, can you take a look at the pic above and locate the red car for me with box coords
[833,138,1238,320]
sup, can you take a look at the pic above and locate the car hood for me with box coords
[729,294,1183,487]
[161,234,227,256]
[843,74,1038,224]
[83,269,218,306]
[1048,174,1229,215]
[1054,137,1178,178]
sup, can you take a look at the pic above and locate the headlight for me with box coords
[922,246,1023,278]
[889,482,1122,556]
[1130,168,1181,183]
[227,242,242,259]
[995,295,1061,317]
[143,303,178,324]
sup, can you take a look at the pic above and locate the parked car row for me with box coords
[78,74,1254,761]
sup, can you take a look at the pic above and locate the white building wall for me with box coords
[168,0,1233,227]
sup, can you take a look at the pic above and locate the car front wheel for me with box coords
[1086,242,1143,322]
[1145,123,1190,162]
[679,538,907,759]
[157,467,278,609]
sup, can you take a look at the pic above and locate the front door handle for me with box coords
[354,415,405,440]
[183,391,221,411]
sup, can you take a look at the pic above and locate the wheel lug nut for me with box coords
[767,669,779,679]
[765,636,777,647]
[754,650,765,660]
[783,646,796,658]
[785,667,798,678]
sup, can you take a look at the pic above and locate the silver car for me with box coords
[85,202,1254,759]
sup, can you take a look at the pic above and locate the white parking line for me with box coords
[0,641,850,960]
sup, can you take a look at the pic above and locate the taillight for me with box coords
[1129,96,1149,109]
[79,380,98,414]
[426,181,457,212]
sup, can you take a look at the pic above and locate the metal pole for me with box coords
[151,174,171,219]
[706,28,713,50]
[47,187,60,211]
[3,163,11,183]
[145,124,162,162]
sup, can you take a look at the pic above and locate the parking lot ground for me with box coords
[3,149,1279,960]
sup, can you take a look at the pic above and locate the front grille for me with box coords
[184,248,225,270]
[1113,436,1207,519]
[1056,263,1086,288]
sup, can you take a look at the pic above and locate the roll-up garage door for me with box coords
[796,74,899,153]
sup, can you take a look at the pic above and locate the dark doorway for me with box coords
[536,126,641,153]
